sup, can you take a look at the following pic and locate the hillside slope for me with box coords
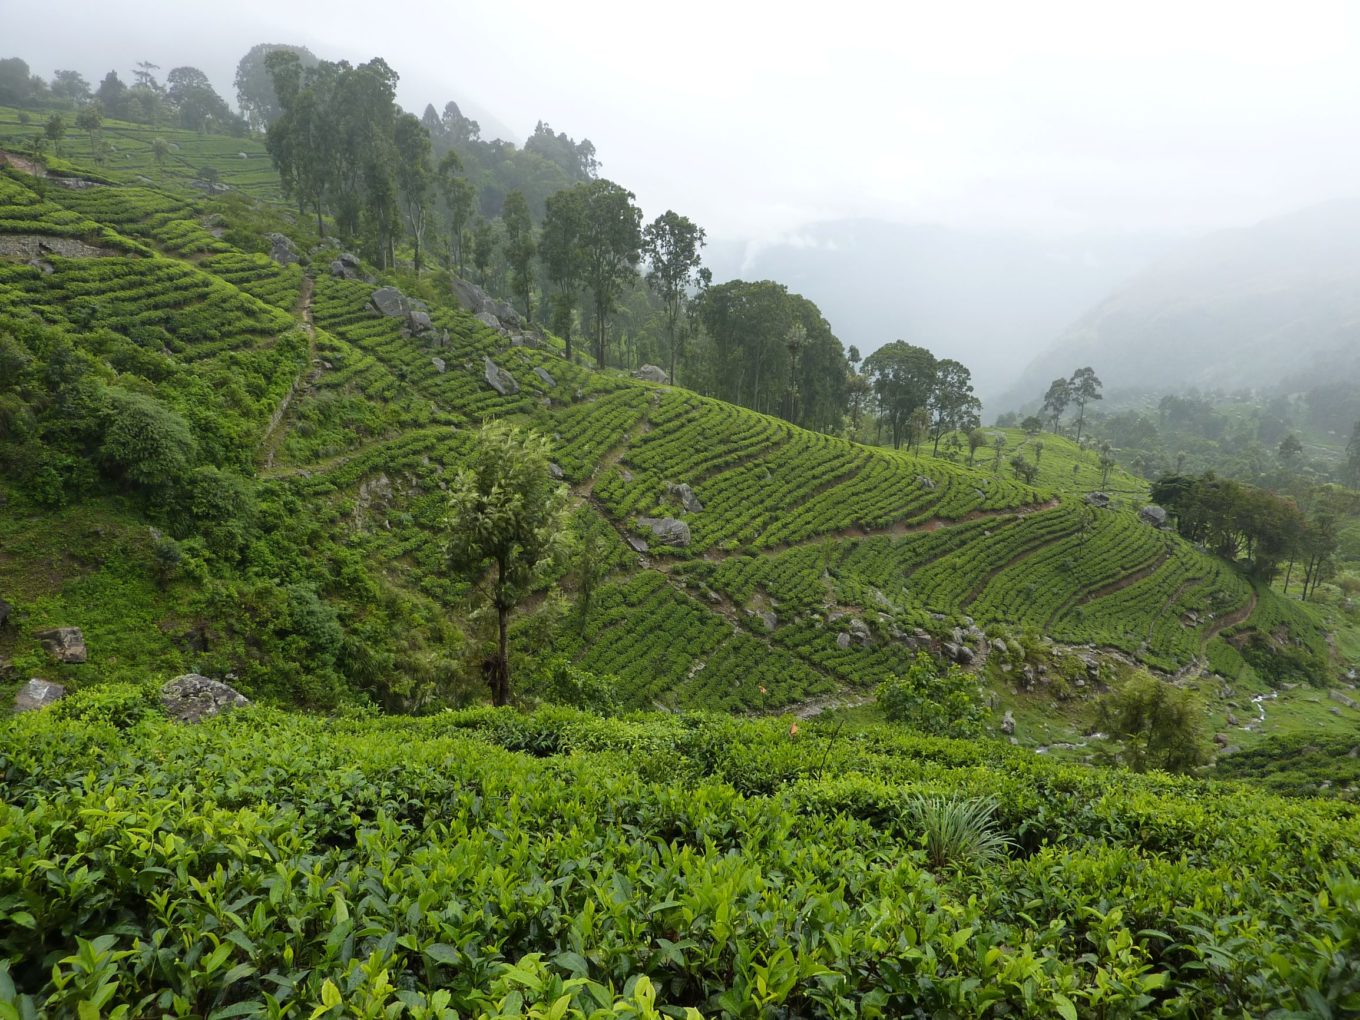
[0,138,1351,748]
[1003,198,1360,408]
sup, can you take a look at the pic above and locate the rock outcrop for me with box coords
[483,356,519,396]
[160,674,249,724]
[637,516,691,546]
[14,678,65,712]
[266,232,299,265]
[665,482,704,513]
[36,627,86,663]
[634,364,669,384]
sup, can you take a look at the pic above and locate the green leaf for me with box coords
[423,944,459,966]
[1052,994,1078,1020]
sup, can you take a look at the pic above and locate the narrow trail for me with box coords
[1200,588,1259,652]
[259,274,317,471]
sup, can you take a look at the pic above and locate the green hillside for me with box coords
[1,140,1354,753]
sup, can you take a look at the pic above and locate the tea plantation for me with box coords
[3,104,1360,1018]
[2,699,1358,1017]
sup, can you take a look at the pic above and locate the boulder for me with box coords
[636,516,691,546]
[758,611,778,632]
[1085,491,1111,508]
[548,462,565,480]
[625,535,650,554]
[483,356,519,396]
[36,627,86,663]
[430,357,446,374]
[665,482,704,513]
[328,254,364,280]
[266,232,299,265]
[161,674,250,724]
[1139,504,1169,527]
[534,366,557,388]
[369,286,408,318]
[917,475,936,491]
[1001,710,1016,735]
[475,310,502,331]
[408,308,435,335]
[634,364,669,384]
[848,619,872,643]
[619,468,634,483]
[836,632,852,650]
[14,678,64,712]
[1330,689,1359,711]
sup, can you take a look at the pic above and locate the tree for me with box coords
[1098,441,1116,488]
[540,187,586,359]
[1278,433,1303,469]
[1010,454,1038,484]
[100,388,197,491]
[1097,670,1209,773]
[576,179,642,369]
[469,219,497,286]
[642,211,707,385]
[43,114,65,155]
[1069,367,1103,444]
[0,58,35,106]
[927,359,981,455]
[166,66,237,134]
[393,112,433,274]
[862,341,937,449]
[151,137,170,172]
[878,652,989,738]
[442,422,569,706]
[967,427,988,467]
[75,106,102,154]
[502,190,536,320]
[1021,415,1043,435]
[1042,377,1071,433]
[50,69,90,106]
[235,43,318,131]
[436,151,474,274]
[95,71,128,119]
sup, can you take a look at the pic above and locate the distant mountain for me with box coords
[1000,198,1360,412]
[705,220,1172,405]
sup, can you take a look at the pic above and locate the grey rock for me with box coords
[408,309,435,335]
[1214,733,1230,747]
[917,475,936,491]
[836,632,852,650]
[848,619,872,643]
[329,256,363,281]
[338,251,361,268]
[266,232,298,265]
[634,364,669,384]
[36,627,86,663]
[450,277,524,329]
[483,356,519,396]
[991,638,1008,655]
[1330,689,1359,710]
[1001,710,1015,735]
[626,535,650,554]
[370,286,408,318]
[1227,712,1239,726]
[475,310,502,331]
[636,516,691,546]
[431,357,446,374]
[14,678,65,712]
[1139,504,1169,527]
[759,611,778,632]
[665,482,704,513]
[160,674,249,724]
[548,462,565,480]
[1085,491,1111,508]
[619,468,634,483]
[534,366,557,387]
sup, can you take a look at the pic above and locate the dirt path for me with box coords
[259,275,317,471]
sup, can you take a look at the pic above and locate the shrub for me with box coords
[1096,669,1209,773]
[99,387,196,490]
[877,652,989,738]
[908,794,1014,870]
[529,657,622,715]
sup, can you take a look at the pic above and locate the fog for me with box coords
[10,0,1360,394]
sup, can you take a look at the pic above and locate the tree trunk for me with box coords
[491,601,510,706]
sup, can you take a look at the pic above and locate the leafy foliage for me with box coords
[877,652,989,737]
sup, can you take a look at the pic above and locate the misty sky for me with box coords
[9,0,1360,244]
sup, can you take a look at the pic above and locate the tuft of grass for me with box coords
[908,794,1014,870]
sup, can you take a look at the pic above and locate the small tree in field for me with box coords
[443,422,569,706]
[1097,670,1209,773]
[878,652,989,737]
